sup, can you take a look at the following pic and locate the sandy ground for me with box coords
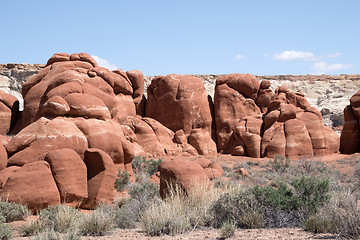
[11,227,341,240]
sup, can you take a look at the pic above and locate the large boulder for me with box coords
[158,157,213,198]
[0,90,19,135]
[214,74,261,152]
[81,149,117,209]
[6,117,88,166]
[340,90,360,153]
[261,87,339,158]
[21,52,139,128]
[0,161,60,212]
[146,74,216,155]
[44,148,88,206]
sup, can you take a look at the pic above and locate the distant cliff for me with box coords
[1,63,359,130]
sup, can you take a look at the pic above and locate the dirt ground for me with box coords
[11,226,340,240]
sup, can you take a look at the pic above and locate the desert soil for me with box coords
[11,226,340,240]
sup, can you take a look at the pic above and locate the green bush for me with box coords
[304,214,335,234]
[114,206,137,229]
[132,156,162,177]
[268,155,290,173]
[220,221,236,239]
[115,168,130,192]
[38,205,82,233]
[128,180,159,200]
[20,219,44,236]
[292,176,330,215]
[78,205,115,236]
[252,183,300,211]
[0,215,12,240]
[210,189,264,229]
[0,199,30,222]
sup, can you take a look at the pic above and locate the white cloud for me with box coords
[234,54,245,60]
[326,52,342,58]
[273,50,315,61]
[311,62,354,74]
[91,55,118,70]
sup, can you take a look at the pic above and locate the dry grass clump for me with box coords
[141,183,222,236]
[305,189,360,238]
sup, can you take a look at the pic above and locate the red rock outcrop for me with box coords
[81,149,117,209]
[44,148,88,206]
[0,161,60,212]
[0,90,19,135]
[261,87,339,158]
[146,74,217,155]
[214,74,262,153]
[340,90,360,153]
[158,157,210,198]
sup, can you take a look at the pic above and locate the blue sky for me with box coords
[0,0,359,76]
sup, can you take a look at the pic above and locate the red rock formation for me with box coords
[0,161,60,212]
[44,149,88,206]
[158,157,210,198]
[340,90,360,153]
[214,74,262,153]
[146,74,216,155]
[261,87,339,158]
[0,90,19,135]
[81,149,117,209]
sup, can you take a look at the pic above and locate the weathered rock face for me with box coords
[0,161,61,212]
[0,90,19,135]
[0,53,347,210]
[214,74,339,158]
[261,87,339,158]
[158,157,210,198]
[340,90,360,154]
[214,74,262,153]
[146,74,217,155]
[0,53,144,210]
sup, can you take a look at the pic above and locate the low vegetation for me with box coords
[5,155,360,239]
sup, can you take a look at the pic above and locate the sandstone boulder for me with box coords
[214,74,261,152]
[0,144,7,170]
[21,53,140,128]
[0,90,19,135]
[158,157,210,198]
[146,74,216,155]
[0,161,60,212]
[340,91,360,153]
[81,149,117,209]
[45,148,88,206]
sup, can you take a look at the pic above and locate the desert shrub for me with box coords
[115,168,130,192]
[0,215,12,240]
[268,155,290,173]
[78,205,115,236]
[220,221,236,239]
[0,199,30,222]
[128,179,159,200]
[252,183,300,211]
[292,176,330,216]
[141,184,221,236]
[32,229,61,240]
[37,205,82,233]
[304,190,360,238]
[21,219,45,236]
[114,206,137,229]
[132,156,162,177]
[210,189,264,229]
